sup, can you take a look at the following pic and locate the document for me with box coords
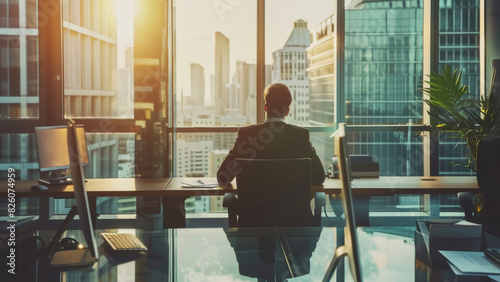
[180,180,219,188]
[440,251,500,275]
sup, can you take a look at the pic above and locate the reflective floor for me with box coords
[25,226,493,281]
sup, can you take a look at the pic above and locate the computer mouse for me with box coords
[56,237,81,250]
[31,184,48,191]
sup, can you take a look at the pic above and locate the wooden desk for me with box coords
[11,178,171,198]
[7,176,479,196]
[2,176,479,228]
[350,176,479,195]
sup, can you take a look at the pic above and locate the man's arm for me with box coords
[304,131,326,185]
[217,128,249,187]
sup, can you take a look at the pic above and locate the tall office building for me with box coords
[272,20,311,125]
[191,63,205,106]
[63,0,121,118]
[236,61,271,123]
[437,0,480,177]
[220,73,247,125]
[307,15,336,167]
[0,0,39,119]
[308,1,479,177]
[214,31,230,116]
[342,0,424,176]
[236,61,253,118]
[176,139,214,213]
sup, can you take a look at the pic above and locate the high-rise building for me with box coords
[0,0,39,119]
[272,20,311,125]
[307,15,336,167]
[176,139,214,213]
[191,63,205,106]
[307,15,335,126]
[343,1,424,176]
[235,61,271,123]
[437,0,480,177]
[176,139,213,178]
[63,0,121,118]
[214,32,230,116]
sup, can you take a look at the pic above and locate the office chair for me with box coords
[476,137,500,226]
[458,137,500,226]
[223,158,326,227]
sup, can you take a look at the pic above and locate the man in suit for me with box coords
[217,83,325,186]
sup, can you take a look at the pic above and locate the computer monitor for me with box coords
[35,125,89,185]
[48,120,98,267]
[323,123,362,282]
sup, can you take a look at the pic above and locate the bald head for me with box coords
[264,83,292,118]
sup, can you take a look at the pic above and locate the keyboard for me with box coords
[100,233,148,252]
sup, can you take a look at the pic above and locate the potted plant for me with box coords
[422,63,500,221]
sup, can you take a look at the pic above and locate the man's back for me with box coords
[217,121,325,186]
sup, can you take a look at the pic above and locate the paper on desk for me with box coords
[448,261,500,277]
[448,261,483,276]
[180,181,219,188]
[455,220,481,226]
[440,251,500,274]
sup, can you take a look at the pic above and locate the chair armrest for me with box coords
[457,192,474,222]
[315,192,326,208]
[313,192,326,226]
[223,193,238,227]
[223,193,237,207]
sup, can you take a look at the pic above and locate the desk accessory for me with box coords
[415,219,481,266]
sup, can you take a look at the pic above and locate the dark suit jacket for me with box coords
[217,121,325,186]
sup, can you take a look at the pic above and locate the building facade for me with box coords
[272,20,311,125]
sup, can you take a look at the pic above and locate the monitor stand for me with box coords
[42,205,97,268]
[323,245,348,282]
[38,169,73,185]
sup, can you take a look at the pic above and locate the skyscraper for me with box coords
[272,20,311,124]
[214,32,230,116]
[190,63,205,106]
[343,1,424,176]
[307,15,336,167]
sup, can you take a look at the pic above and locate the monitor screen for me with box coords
[35,125,89,172]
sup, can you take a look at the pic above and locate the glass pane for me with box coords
[0,133,39,216]
[438,0,480,176]
[310,131,335,173]
[175,0,257,126]
[175,132,237,213]
[62,0,134,118]
[0,1,39,119]
[266,0,335,126]
[346,128,425,213]
[346,129,424,176]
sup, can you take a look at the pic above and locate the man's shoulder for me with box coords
[237,124,258,136]
[238,123,308,135]
[284,124,309,135]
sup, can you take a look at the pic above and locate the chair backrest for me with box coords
[476,137,500,226]
[235,158,313,227]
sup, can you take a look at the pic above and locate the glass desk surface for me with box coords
[32,226,496,282]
